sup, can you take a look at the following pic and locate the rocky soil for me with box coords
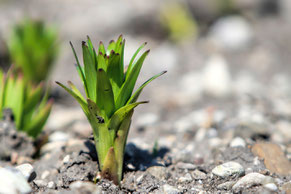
[0,0,291,193]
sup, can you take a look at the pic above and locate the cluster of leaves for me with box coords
[7,19,58,83]
[57,35,165,184]
[0,68,53,138]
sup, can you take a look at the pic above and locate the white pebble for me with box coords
[230,137,246,147]
[15,163,36,182]
[232,173,270,192]
[212,161,244,178]
[264,183,277,191]
[0,168,31,194]
[63,155,70,164]
[47,181,55,189]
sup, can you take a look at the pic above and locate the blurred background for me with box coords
[1,0,291,150]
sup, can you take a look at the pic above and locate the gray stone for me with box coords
[163,184,179,194]
[217,181,236,190]
[15,163,36,182]
[232,172,271,192]
[70,181,102,194]
[212,161,244,178]
[192,169,207,180]
[0,167,31,194]
[34,179,47,188]
[147,166,168,180]
[176,162,196,170]
[178,173,192,183]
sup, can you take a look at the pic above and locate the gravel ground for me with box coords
[0,0,291,193]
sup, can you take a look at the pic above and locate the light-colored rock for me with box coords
[163,184,179,194]
[217,181,236,190]
[63,155,70,164]
[202,55,232,97]
[178,173,192,183]
[41,170,50,179]
[209,15,253,50]
[212,161,244,178]
[147,166,168,180]
[15,163,36,182]
[176,162,196,170]
[34,179,47,188]
[47,181,55,189]
[232,172,271,192]
[41,141,66,155]
[192,169,207,180]
[230,137,246,147]
[49,131,69,142]
[70,181,101,194]
[0,167,31,194]
[264,183,278,191]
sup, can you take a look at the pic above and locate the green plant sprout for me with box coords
[7,18,58,83]
[57,35,166,184]
[0,67,53,138]
[160,2,198,42]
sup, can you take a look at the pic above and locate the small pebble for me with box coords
[41,170,50,179]
[232,172,271,192]
[147,166,168,180]
[230,137,246,147]
[15,163,36,182]
[212,161,244,178]
[47,181,55,189]
[34,179,47,188]
[163,184,179,194]
[192,169,207,180]
[178,173,192,183]
[176,162,196,170]
[49,131,69,142]
[63,155,70,164]
[264,183,278,191]
[217,181,236,190]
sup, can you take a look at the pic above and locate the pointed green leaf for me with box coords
[97,69,115,117]
[108,101,147,134]
[115,50,149,109]
[107,53,122,96]
[127,71,167,104]
[106,40,115,55]
[70,42,88,96]
[24,99,53,138]
[68,81,85,101]
[125,42,147,80]
[98,41,106,55]
[82,42,97,100]
[23,82,43,111]
[56,81,89,116]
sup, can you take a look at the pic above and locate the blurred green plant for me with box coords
[0,67,53,138]
[57,35,166,185]
[160,2,198,43]
[7,19,58,83]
